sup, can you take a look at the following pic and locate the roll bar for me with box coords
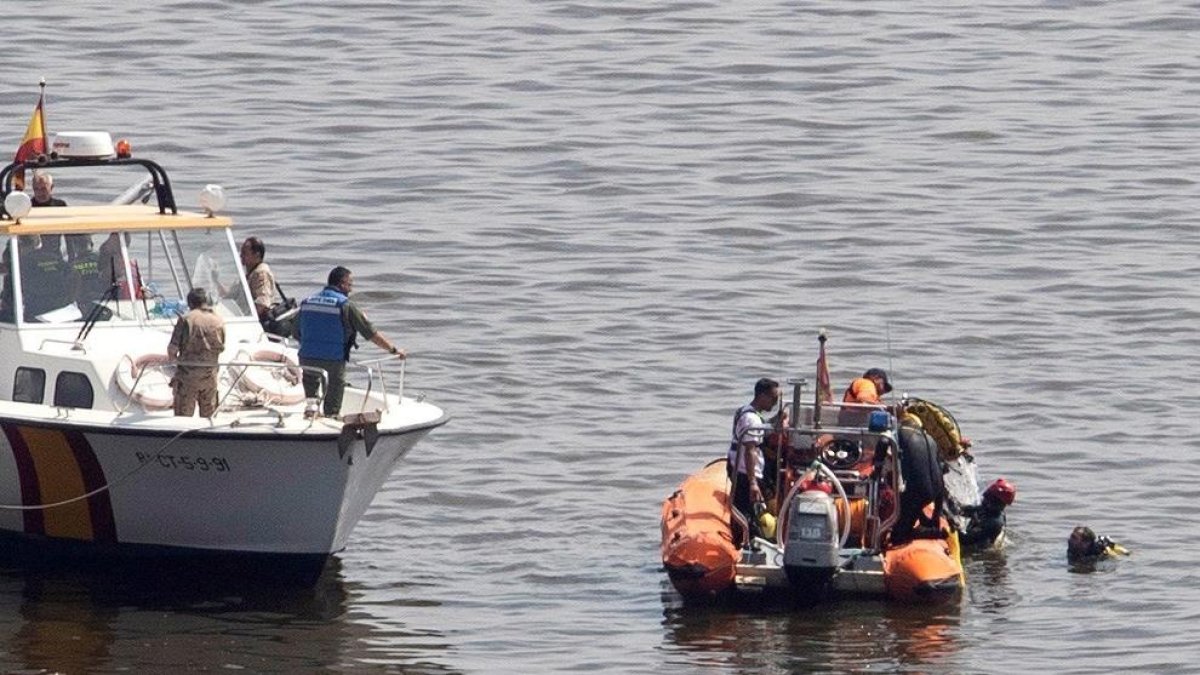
[0,156,178,218]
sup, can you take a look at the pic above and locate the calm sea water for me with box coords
[1,1,1198,672]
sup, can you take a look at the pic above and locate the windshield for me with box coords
[0,227,254,325]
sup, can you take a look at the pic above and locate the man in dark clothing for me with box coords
[1,171,67,279]
[890,415,946,545]
[31,171,67,208]
[1067,526,1129,564]
[17,235,70,321]
[65,235,107,313]
[31,170,66,258]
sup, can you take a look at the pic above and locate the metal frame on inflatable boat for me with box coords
[729,378,953,597]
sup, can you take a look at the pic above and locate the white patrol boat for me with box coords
[0,131,447,583]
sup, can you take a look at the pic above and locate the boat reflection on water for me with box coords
[0,560,454,673]
[660,581,962,671]
[11,573,115,675]
[965,548,1016,613]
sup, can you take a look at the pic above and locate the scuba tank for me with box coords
[783,489,840,588]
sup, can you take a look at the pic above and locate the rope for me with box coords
[0,418,260,511]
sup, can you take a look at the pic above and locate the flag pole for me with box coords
[813,328,828,428]
[38,78,47,155]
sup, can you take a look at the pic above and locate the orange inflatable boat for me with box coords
[660,357,985,604]
[660,458,964,603]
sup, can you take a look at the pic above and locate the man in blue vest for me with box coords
[296,266,406,418]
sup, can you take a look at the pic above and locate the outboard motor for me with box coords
[783,489,841,589]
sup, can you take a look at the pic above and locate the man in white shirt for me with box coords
[727,378,781,544]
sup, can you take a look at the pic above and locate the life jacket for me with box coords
[298,287,350,361]
[842,377,881,404]
[726,403,764,477]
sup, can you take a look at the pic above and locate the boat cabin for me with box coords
[0,141,263,413]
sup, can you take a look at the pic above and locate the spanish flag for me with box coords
[13,92,48,191]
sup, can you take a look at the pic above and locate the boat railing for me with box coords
[346,354,407,416]
[733,416,905,550]
[38,337,85,352]
[116,357,327,417]
[1,156,177,216]
[219,358,326,413]
[117,353,409,420]
[790,401,888,430]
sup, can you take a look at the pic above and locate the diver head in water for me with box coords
[1068,525,1129,563]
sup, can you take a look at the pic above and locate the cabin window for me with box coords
[44,228,252,323]
[1,234,92,324]
[129,228,253,320]
[54,372,94,409]
[12,367,46,404]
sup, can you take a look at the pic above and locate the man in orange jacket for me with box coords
[842,367,892,404]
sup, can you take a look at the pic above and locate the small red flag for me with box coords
[815,332,832,405]
[13,92,48,191]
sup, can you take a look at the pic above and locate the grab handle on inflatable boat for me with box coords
[776,460,852,550]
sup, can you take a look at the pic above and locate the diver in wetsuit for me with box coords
[959,478,1015,549]
[1068,526,1129,564]
[890,415,946,545]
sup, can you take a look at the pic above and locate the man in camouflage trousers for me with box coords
[167,287,226,417]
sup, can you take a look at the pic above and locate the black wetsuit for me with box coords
[959,500,1006,548]
[892,427,946,545]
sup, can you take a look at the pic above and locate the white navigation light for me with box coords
[51,132,116,158]
[198,184,226,216]
[4,191,32,221]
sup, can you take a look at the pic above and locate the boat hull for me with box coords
[0,409,445,564]
[0,529,332,585]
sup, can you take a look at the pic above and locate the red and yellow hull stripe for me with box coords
[2,424,117,542]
